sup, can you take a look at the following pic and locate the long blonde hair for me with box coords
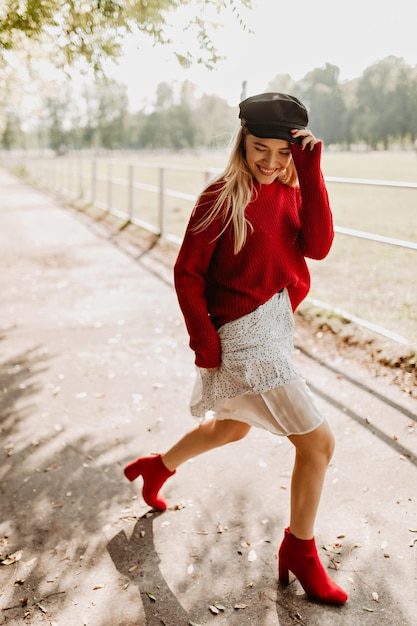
[191,127,298,254]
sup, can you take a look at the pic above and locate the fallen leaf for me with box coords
[324,543,342,554]
[363,606,374,612]
[146,592,156,602]
[214,603,226,611]
[372,592,379,602]
[1,550,23,565]
[209,605,219,615]
[44,464,58,472]
[128,563,140,573]
[247,549,257,562]
[37,604,48,613]
[93,585,105,590]
[234,603,247,610]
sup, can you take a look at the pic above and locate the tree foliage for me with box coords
[0,0,252,70]
[2,55,417,151]
[353,56,417,148]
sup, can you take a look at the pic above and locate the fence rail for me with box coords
[3,153,417,348]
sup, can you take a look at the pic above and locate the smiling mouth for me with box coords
[258,165,277,176]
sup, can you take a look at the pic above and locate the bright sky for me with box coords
[111,0,417,111]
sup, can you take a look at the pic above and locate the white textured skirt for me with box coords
[190,290,324,436]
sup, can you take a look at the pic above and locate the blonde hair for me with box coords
[192,127,298,254]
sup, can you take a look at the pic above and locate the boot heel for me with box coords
[124,459,143,482]
[278,527,348,604]
[123,454,176,510]
[278,561,289,585]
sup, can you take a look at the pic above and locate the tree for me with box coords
[298,63,346,146]
[266,74,297,96]
[196,93,236,147]
[1,109,22,149]
[43,87,73,151]
[96,79,130,149]
[0,0,252,71]
[155,82,175,110]
[352,56,417,148]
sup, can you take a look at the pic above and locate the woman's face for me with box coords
[244,133,293,184]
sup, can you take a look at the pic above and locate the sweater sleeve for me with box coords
[291,141,334,260]
[174,189,224,368]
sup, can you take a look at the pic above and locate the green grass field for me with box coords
[11,149,417,348]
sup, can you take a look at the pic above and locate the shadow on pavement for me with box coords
[0,340,414,625]
[108,513,191,626]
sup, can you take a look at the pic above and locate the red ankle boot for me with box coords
[278,527,348,605]
[123,454,175,511]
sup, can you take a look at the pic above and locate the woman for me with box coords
[124,93,348,605]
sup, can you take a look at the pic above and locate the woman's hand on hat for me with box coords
[291,129,319,150]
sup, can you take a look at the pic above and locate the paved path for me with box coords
[0,167,416,625]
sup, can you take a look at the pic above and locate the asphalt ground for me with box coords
[0,167,416,626]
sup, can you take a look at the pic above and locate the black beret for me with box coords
[239,92,308,144]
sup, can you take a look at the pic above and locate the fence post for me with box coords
[204,169,213,185]
[77,155,84,199]
[91,160,97,205]
[158,167,166,238]
[128,163,134,221]
[107,161,112,212]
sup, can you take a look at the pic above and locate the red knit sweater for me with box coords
[174,142,333,369]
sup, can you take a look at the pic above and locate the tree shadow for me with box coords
[0,345,134,621]
[0,344,414,625]
[0,346,46,434]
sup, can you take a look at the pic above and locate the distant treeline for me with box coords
[2,56,417,152]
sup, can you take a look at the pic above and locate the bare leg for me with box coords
[287,420,335,539]
[279,420,347,604]
[162,418,251,471]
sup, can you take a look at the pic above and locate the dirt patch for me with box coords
[296,305,417,400]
